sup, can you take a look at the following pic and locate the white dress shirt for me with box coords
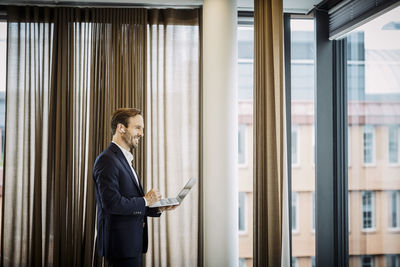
[112,141,147,206]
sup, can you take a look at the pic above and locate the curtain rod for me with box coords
[0,1,201,9]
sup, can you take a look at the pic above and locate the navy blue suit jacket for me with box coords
[93,142,160,260]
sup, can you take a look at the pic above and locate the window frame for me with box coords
[361,255,375,267]
[292,191,299,233]
[388,190,400,231]
[238,191,248,235]
[362,125,376,166]
[312,191,315,232]
[388,125,400,166]
[361,191,375,231]
[238,123,248,168]
[386,254,399,267]
[291,124,300,167]
[292,257,298,267]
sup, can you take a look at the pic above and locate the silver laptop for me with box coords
[149,177,197,208]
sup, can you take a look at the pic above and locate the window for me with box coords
[0,21,6,239]
[346,6,400,267]
[362,191,374,230]
[361,255,374,267]
[238,124,246,165]
[363,125,375,165]
[290,17,315,262]
[292,257,298,267]
[348,126,351,166]
[311,256,315,267]
[237,19,254,263]
[238,192,247,233]
[389,191,400,229]
[238,25,253,100]
[292,125,299,166]
[387,255,399,267]
[292,192,299,232]
[312,124,315,165]
[389,126,399,164]
[312,191,315,231]
[239,258,246,267]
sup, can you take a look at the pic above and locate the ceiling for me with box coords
[1,0,324,14]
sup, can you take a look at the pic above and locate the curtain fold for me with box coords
[253,0,289,267]
[88,8,147,265]
[2,7,54,266]
[1,6,147,267]
[145,9,201,267]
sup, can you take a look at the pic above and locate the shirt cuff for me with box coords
[144,197,148,207]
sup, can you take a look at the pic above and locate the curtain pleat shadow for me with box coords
[1,7,147,267]
[254,0,288,266]
[145,9,201,267]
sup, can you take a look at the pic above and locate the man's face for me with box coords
[121,114,144,150]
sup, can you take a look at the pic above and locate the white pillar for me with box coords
[202,0,238,266]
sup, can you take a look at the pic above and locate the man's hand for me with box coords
[159,205,178,212]
[144,189,162,206]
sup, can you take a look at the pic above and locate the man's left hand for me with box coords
[159,205,179,212]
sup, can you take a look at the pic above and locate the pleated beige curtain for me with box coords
[1,6,147,267]
[253,0,289,267]
[88,8,147,266]
[2,7,56,266]
[145,9,201,267]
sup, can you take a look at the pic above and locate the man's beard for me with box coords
[122,133,137,150]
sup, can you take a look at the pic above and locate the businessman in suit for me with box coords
[93,108,173,267]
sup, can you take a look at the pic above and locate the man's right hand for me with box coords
[144,189,162,206]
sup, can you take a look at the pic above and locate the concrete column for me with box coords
[202,0,238,266]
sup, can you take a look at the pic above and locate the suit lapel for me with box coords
[109,143,144,195]
[131,166,145,195]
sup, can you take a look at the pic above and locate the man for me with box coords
[93,108,174,267]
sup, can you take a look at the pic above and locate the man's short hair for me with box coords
[111,108,142,135]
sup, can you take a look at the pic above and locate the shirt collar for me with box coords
[112,141,134,163]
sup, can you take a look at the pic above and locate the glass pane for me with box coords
[346,6,400,267]
[238,21,253,266]
[0,22,6,243]
[291,18,316,266]
[238,192,246,232]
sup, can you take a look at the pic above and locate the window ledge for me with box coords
[361,228,376,233]
[238,163,248,169]
[388,163,400,167]
[387,227,400,233]
[239,230,248,236]
[362,163,376,167]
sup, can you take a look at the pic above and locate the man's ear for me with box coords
[118,123,125,134]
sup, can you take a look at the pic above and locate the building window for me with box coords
[311,256,315,267]
[363,125,375,165]
[312,191,315,231]
[389,191,400,229]
[389,126,399,164]
[312,124,315,165]
[292,125,299,166]
[238,124,247,165]
[239,258,246,267]
[292,257,298,267]
[362,255,374,267]
[292,192,299,232]
[348,126,351,166]
[362,191,374,230]
[386,255,399,267]
[238,192,246,233]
